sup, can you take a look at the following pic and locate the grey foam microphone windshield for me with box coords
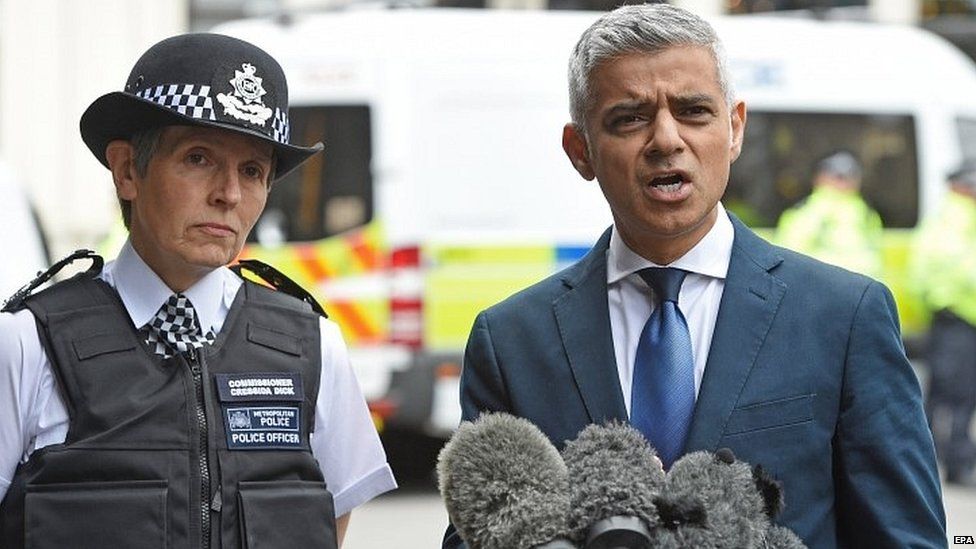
[561,422,666,548]
[437,412,576,549]
[650,449,807,549]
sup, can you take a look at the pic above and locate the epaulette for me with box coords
[1,249,104,313]
[231,259,328,318]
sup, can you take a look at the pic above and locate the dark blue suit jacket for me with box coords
[443,215,946,548]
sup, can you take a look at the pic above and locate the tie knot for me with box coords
[144,293,214,358]
[161,293,199,327]
[638,267,687,304]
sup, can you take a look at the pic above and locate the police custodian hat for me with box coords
[815,150,862,181]
[79,33,322,181]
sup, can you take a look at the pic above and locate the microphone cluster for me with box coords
[437,413,806,549]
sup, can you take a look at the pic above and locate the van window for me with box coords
[250,105,373,245]
[956,117,976,162]
[725,111,919,228]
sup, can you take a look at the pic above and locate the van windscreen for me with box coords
[726,111,919,229]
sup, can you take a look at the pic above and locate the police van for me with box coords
[214,9,976,441]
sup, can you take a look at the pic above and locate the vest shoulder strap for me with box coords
[3,250,107,317]
[231,259,327,318]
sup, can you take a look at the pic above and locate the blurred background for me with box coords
[2,0,976,546]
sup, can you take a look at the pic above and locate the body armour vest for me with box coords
[0,274,338,549]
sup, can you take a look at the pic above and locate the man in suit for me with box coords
[443,4,945,548]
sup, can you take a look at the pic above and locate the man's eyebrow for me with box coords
[672,93,718,107]
[603,100,649,115]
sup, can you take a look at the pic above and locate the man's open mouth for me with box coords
[650,173,686,193]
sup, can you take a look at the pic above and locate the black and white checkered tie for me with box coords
[142,294,216,358]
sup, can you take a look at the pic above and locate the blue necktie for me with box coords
[631,267,695,469]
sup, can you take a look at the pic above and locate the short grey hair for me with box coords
[118,127,165,229]
[131,127,164,178]
[568,3,734,129]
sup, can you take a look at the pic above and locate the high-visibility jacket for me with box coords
[0,274,337,549]
[775,185,884,279]
[909,190,976,327]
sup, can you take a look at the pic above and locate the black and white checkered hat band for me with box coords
[134,83,291,146]
[136,84,217,121]
[272,108,289,144]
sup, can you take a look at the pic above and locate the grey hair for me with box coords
[118,127,165,229]
[567,3,734,130]
[131,127,164,178]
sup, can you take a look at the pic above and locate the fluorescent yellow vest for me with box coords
[775,185,884,279]
[909,190,976,326]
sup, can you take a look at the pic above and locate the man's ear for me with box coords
[562,123,595,181]
[729,100,747,163]
[105,140,139,201]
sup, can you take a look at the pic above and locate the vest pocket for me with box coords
[238,480,337,549]
[25,480,168,549]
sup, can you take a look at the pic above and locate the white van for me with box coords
[215,9,976,440]
[0,160,49,300]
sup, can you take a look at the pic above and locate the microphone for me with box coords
[561,422,666,549]
[437,412,577,549]
[652,449,807,549]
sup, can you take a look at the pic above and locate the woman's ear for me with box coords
[105,140,139,201]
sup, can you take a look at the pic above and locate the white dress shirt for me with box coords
[607,203,734,416]
[0,241,396,516]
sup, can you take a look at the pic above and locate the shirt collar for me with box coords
[104,240,237,332]
[607,202,734,284]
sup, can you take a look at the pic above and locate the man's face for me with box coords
[562,46,746,264]
[952,181,976,200]
[816,173,860,193]
[114,125,273,290]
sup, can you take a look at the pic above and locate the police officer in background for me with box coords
[911,162,976,487]
[775,150,884,279]
[0,34,396,547]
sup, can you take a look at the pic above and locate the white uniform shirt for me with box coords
[0,241,397,516]
[607,203,734,416]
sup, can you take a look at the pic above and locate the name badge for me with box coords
[215,372,303,402]
[215,372,305,450]
[225,406,302,450]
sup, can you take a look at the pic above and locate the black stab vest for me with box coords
[0,274,338,549]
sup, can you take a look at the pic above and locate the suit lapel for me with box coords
[553,228,629,424]
[685,216,787,452]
